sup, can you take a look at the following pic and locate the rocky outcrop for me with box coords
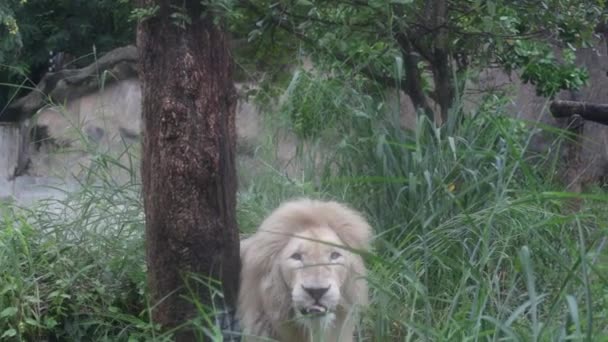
[0,46,291,204]
[0,77,279,203]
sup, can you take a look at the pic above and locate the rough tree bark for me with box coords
[425,0,453,123]
[136,1,240,340]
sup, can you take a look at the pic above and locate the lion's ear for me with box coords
[325,201,373,252]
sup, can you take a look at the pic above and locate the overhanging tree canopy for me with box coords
[235,0,605,123]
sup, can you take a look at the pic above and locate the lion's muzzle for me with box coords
[299,285,331,315]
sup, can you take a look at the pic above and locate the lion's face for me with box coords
[278,226,349,318]
[238,199,371,340]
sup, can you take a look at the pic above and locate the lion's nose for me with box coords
[302,286,330,301]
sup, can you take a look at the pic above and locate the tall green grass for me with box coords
[0,135,156,340]
[1,69,607,341]
[238,71,608,341]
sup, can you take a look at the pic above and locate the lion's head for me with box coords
[280,226,350,316]
[237,198,372,342]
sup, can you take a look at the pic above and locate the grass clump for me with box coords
[0,71,607,341]
[239,73,608,341]
[0,146,157,341]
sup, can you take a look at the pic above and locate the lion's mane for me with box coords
[237,198,372,341]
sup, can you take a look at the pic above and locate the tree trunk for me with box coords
[431,50,453,124]
[136,1,240,340]
[395,33,435,122]
[426,0,453,123]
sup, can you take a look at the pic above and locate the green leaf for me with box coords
[1,329,16,338]
[0,283,17,295]
[24,317,39,326]
[44,317,58,329]
[0,307,17,318]
[296,0,313,6]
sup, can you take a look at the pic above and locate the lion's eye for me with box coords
[330,252,342,260]
[290,252,303,261]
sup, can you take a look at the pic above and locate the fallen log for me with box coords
[550,100,608,126]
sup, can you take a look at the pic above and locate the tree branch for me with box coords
[240,0,404,89]
[394,32,435,120]
[241,0,438,119]
[1,45,138,122]
[551,100,608,126]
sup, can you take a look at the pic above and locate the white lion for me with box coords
[237,198,372,342]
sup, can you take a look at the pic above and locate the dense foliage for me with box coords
[2,1,605,122]
[234,0,605,122]
[1,81,608,339]
[1,0,608,340]
[0,0,134,110]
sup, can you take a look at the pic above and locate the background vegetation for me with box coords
[1,0,608,341]
[0,0,133,108]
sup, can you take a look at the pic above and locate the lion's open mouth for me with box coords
[300,304,328,315]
